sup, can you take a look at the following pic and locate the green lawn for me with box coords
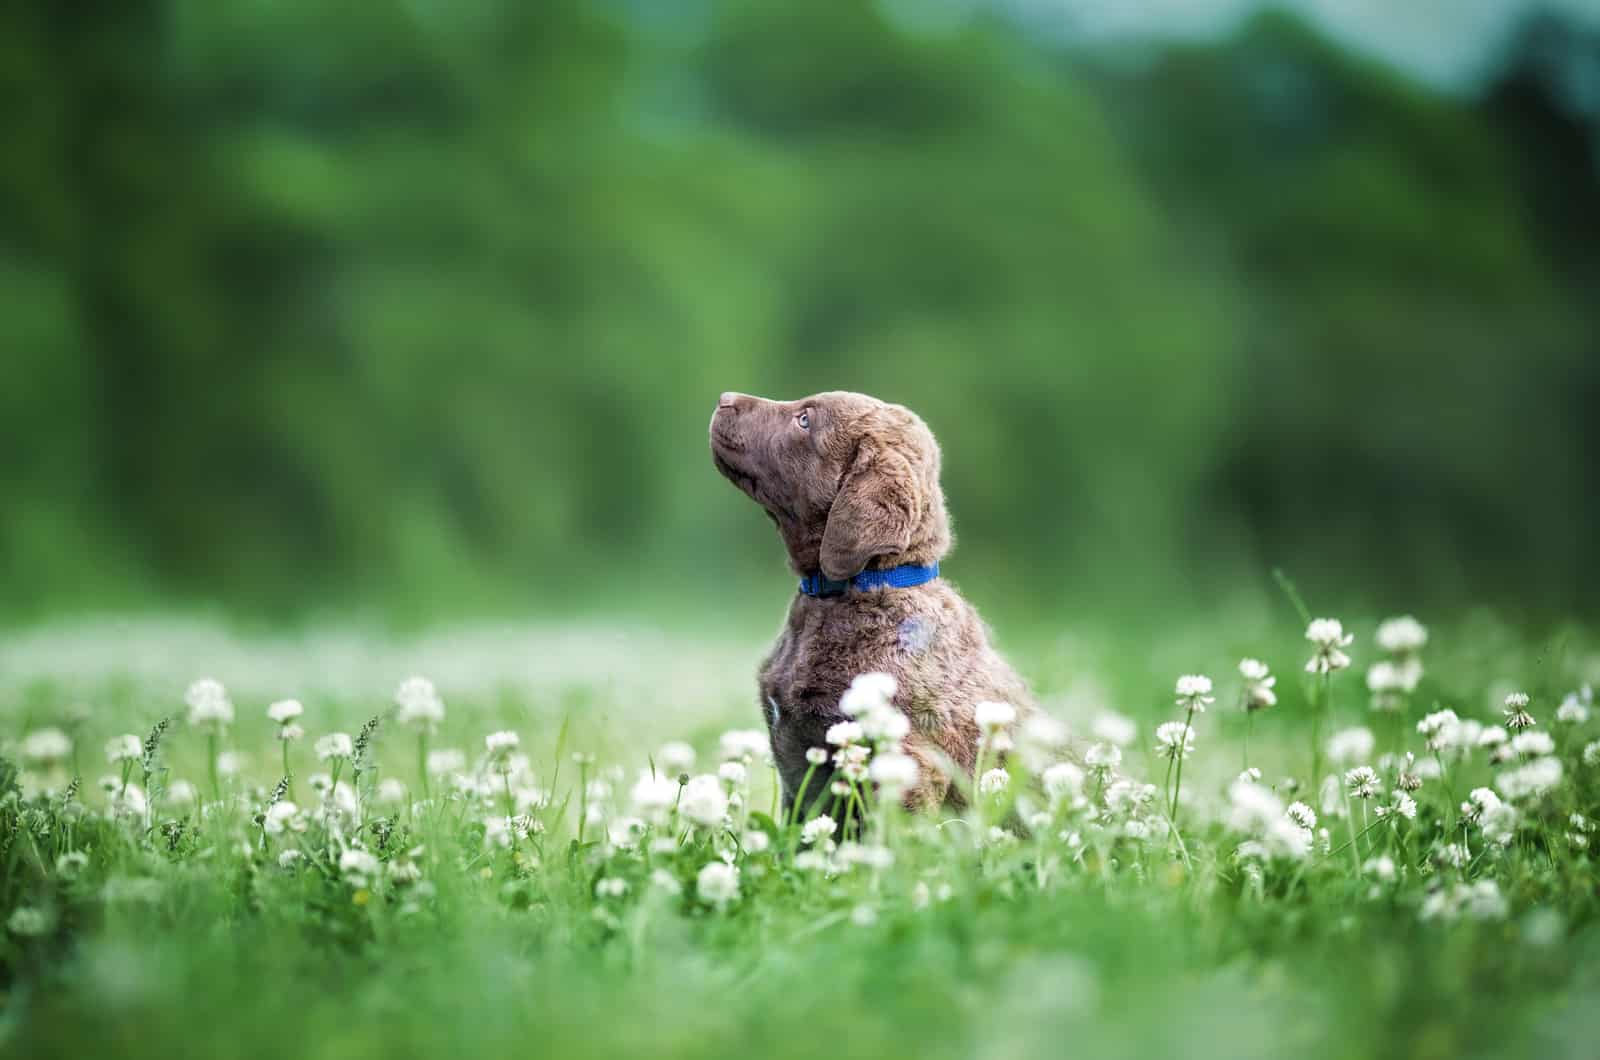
[3,613,1597,1059]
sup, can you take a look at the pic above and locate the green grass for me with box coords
[3,613,1599,1060]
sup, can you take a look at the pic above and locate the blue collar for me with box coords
[798,562,940,597]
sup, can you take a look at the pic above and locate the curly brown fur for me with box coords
[710,390,1034,814]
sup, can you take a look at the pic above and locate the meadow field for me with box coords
[4,605,1598,1060]
[7,3,1599,1058]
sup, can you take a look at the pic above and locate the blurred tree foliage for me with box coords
[1,1,1594,619]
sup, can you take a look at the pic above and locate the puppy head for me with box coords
[710,391,950,580]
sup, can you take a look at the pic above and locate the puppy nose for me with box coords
[718,392,741,410]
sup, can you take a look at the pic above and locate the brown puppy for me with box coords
[710,390,1033,813]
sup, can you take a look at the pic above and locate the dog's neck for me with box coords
[773,513,950,579]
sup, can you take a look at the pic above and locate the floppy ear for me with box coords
[819,442,920,581]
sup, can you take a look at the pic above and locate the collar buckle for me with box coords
[799,573,850,597]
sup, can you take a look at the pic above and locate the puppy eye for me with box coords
[796,410,810,430]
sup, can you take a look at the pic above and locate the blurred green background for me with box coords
[3,0,1597,625]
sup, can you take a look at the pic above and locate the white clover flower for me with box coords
[1421,881,1510,921]
[184,678,234,730]
[825,721,864,747]
[1365,660,1420,709]
[650,869,683,895]
[1265,817,1313,860]
[482,813,535,849]
[1238,659,1277,710]
[1231,786,1312,860]
[1174,675,1215,712]
[1103,778,1157,815]
[718,761,748,790]
[718,729,769,763]
[853,671,898,701]
[1463,880,1509,920]
[104,734,143,764]
[1286,801,1317,831]
[1042,762,1084,803]
[595,877,628,899]
[1503,692,1535,731]
[859,707,910,745]
[387,858,423,885]
[801,815,837,846]
[1417,709,1461,751]
[278,849,305,870]
[974,701,1017,733]
[262,801,302,836]
[166,780,197,805]
[56,851,90,878]
[1091,712,1137,747]
[1494,756,1563,801]
[1475,724,1507,749]
[1510,730,1554,758]
[21,727,72,764]
[6,906,54,937]
[833,742,870,782]
[1084,742,1122,774]
[1153,721,1194,761]
[978,767,1010,796]
[1375,793,1417,821]
[801,747,827,767]
[911,881,932,910]
[985,825,1019,847]
[1364,855,1397,882]
[315,781,360,826]
[794,849,832,873]
[216,752,245,777]
[742,830,771,854]
[1326,727,1375,765]
[1376,615,1428,655]
[1345,766,1381,799]
[277,724,305,743]
[1556,695,1590,725]
[657,741,696,774]
[1482,801,1519,846]
[426,748,466,776]
[338,849,381,886]
[315,733,354,761]
[1393,752,1423,792]
[607,817,646,849]
[677,774,728,828]
[1020,713,1068,750]
[485,730,520,756]
[1239,766,1263,784]
[1460,787,1502,823]
[696,861,740,907]
[837,842,894,871]
[868,751,919,794]
[1304,619,1354,674]
[840,672,897,716]
[393,676,445,731]
[1585,741,1600,768]
[377,778,407,805]
[106,781,148,818]
[266,699,304,725]
[1226,779,1285,832]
